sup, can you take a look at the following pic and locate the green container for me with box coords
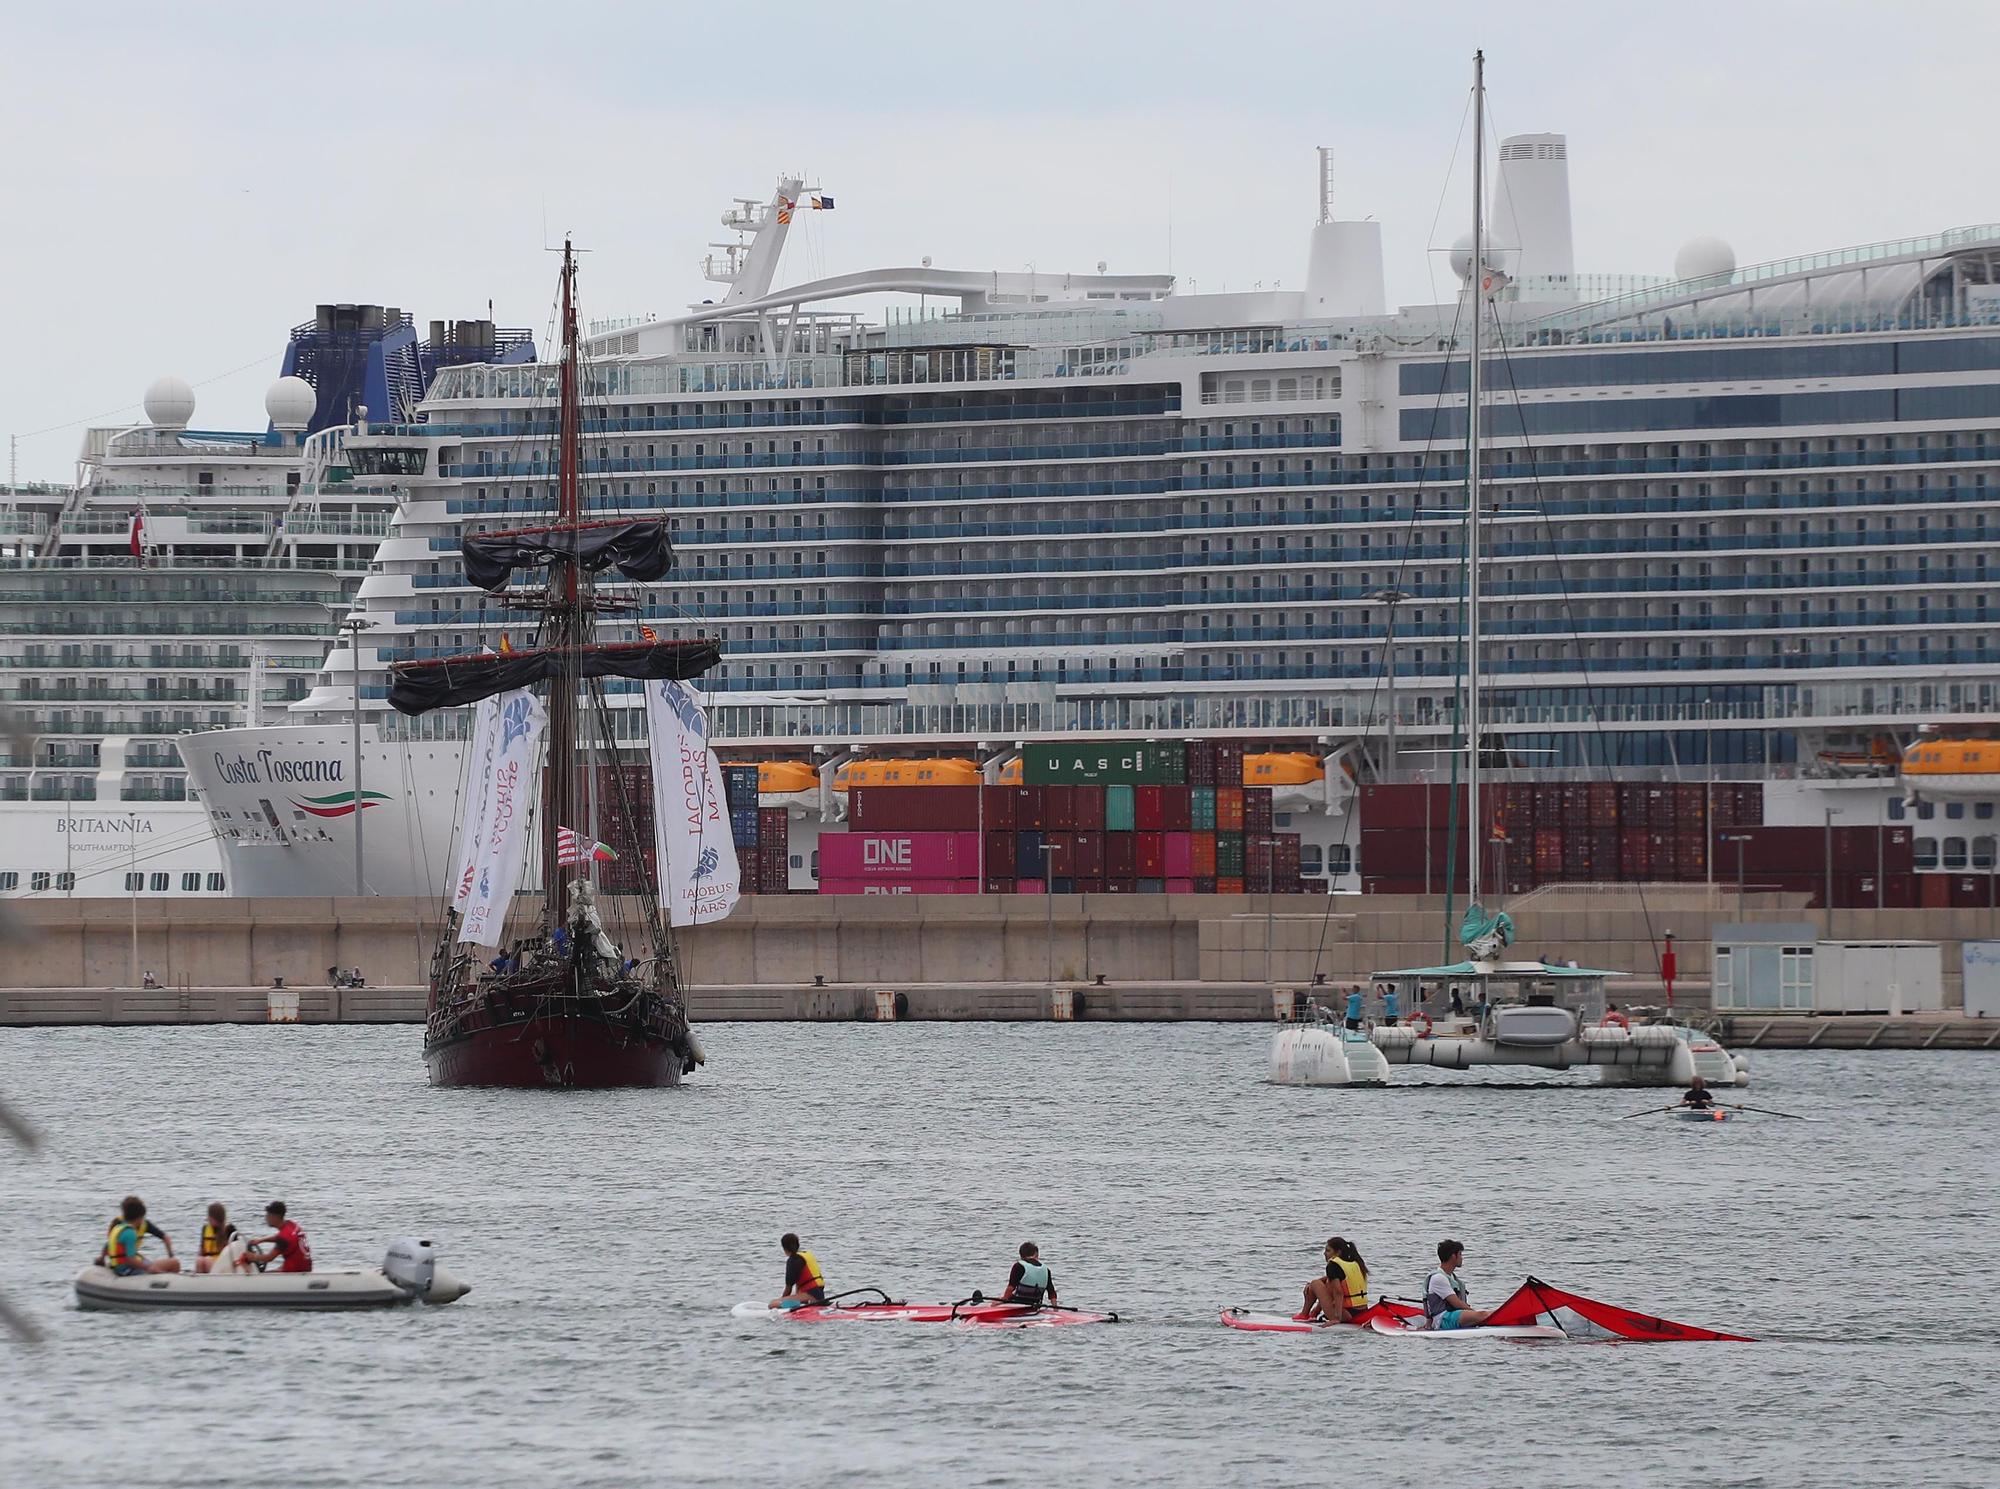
[1024,741,1184,786]
[1190,786,1216,831]
[1104,783,1137,831]
[1215,831,1245,876]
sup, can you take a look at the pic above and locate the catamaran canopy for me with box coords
[389,638,721,714]
[1484,1276,1752,1342]
[1370,960,1629,980]
[461,520,675,593]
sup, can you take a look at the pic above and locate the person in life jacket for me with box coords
[100,1195,180,1276]
[194,1202,241,1274]
[241,1201,313,1273]
[1681,1075,1716,1108]
[1299,1237,1369,1322]
[770,1232,827,1310]
[1002,1242,1058,1306]
[1424,1239,1495,1330]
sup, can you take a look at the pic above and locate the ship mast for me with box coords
[542,239,585,928]
[1466,49,1486,914]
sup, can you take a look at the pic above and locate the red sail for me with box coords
[1484,1276,1753,1342]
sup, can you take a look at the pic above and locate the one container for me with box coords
[818,878,978,895]
[818,831,981,882]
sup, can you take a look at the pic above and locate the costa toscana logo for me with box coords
[208,750,390,818]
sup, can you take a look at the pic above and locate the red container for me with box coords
[1101,878,1136,894]
[1166,878,1196,894]
[1215,876,1245,894]
[1044,784,1076,832]
[1185,740,1216,788]
[1070,831,1104,878]
[984,831,1012,875]
[1921,874,1951,909]
[1163,832,1191,876]
[849,785,980,831]
[1951,875,1998,908]
[1011,786,1046,832]
[1135,785,1166,831]
[1136,832,1166,877]
[1016,879,1046,895]
[817,878,977,895]
[819,831,981,881]
[982,785,1017,831]
[983,874,1015,894]
[1215,742,1245,786]
[1243,787,1275,833]
[1162,788,1192,832]
[1190,832,1217,877]
[1216,787,1245,833]
[1074,785,1105,831]
[1105,832,1137,877]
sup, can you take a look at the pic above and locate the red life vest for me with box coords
[272,1219,313,1273]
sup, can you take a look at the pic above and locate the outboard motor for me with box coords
[383,1237,438,1298]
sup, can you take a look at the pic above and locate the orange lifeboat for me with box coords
[1901,730,2000,799]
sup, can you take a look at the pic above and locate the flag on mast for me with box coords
[128,509,146,556]
[555,827,618,866]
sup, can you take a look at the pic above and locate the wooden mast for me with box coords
[542,239,583,931]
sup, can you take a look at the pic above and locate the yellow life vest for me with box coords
[1333,1256,1370,1310]
[796,1248,825,1294]
[105,1218,145,1268]
[200,1221,230,1258]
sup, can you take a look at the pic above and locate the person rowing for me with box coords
[770,1232,827,1310]
[1424,1239,1496,1330]
[1002,1242,1058,1306]
[1681,1075,1716,1109]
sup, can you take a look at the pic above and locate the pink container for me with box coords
[817,878,979,895]
[1165,878,1196,894]
[1164,832,1193,877]
[1016,879,1046,894]
[818,830,980,881]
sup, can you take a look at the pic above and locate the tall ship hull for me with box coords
[423,987,692,1088]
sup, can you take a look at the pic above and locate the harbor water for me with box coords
[2,1024,1995,1487]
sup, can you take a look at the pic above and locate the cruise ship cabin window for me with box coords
[148,873,168,892]
[125,873,143,891]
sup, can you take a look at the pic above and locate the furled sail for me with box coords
[461,520,675,593]
[1482,1276,1753,1342]
[390,638,721,715]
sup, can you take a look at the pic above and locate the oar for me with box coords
[1724,1102,1825,1122]
[1620,1104,1679,1120]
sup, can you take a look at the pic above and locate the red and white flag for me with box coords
[555,826,618,866]
[128,509,147,556]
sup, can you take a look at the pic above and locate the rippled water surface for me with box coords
[2,1023,1995,1487]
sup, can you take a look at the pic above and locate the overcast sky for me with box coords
[3,0,1994,480]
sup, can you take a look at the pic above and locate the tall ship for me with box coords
[0,307,532,900]
[163,127,2000,905]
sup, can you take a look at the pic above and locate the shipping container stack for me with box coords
[724,764,787,895]
[1360,779,1757,896]
[817,743,1307,895]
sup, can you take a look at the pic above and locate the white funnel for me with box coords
[1303,147,1386,318]
[1493,133,1574,297]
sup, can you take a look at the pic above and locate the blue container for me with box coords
[731,807,760,845]
[1014,829,1045,880]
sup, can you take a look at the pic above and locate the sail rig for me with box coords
[390,240,723,1088]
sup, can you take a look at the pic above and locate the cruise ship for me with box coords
[0,307,532,899]
[171,132,2000,900]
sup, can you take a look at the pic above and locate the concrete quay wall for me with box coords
[5,892,1998,1014]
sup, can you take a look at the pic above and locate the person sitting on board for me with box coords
[1424,1240,1496,1330]
[1002,1242,1058,1306]
[100,1196,180,1276]
[1681,1075,1716,1108]
[769,1233,827,1310]
[240,1201,313,1273]
[1298,1237,1361,1322]
[194,1202,241,1274]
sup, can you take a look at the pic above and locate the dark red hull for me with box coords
[425,1014,685,1088]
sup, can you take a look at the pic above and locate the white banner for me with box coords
[646,678,740,927]
[458,689,546,948]
[448,691,504,910]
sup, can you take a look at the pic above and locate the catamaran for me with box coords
[388,243,728,1088]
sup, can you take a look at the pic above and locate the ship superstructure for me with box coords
[174,146,2000,899]
[0,308,532,898]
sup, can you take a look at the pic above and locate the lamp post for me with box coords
[335,615,376,898]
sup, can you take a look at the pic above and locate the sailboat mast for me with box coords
[541,240,583,923]
[1466,49,1486,911]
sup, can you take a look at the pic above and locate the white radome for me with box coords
[143,376,196,429]
[1448,232,1518,283]
[264,375,317,431]
[1674,236,1737,282]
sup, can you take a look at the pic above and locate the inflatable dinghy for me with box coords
[75,1237,469,1311]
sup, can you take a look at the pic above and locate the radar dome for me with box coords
[1448,232,1475,281]
[143,376,196,429]
[1674,236,1736,282]
[264,375,317,431]
[1448,232,1518,284]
